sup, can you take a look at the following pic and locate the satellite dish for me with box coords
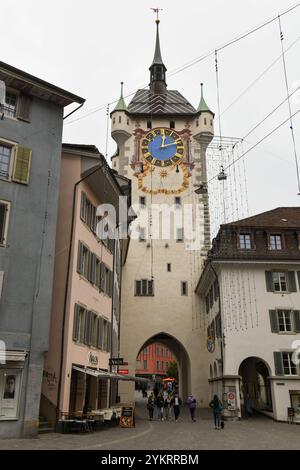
[0,80,6,105]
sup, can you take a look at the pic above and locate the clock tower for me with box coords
[111,18,214,404]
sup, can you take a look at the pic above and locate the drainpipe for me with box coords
[55,162,104,428]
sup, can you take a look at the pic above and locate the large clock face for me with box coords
[141,128,184,167]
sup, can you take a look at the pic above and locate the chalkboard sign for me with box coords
[120,406,135,428]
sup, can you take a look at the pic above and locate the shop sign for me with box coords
[118,369,129,375]
[227,391,236,410]
[88,352,98,366]
[120,406,135,428]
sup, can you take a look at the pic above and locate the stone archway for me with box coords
[136,332,191,400]
[238,357,273,415]
[119,331,193,404]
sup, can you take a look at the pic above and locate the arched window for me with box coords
[210,364,213,378]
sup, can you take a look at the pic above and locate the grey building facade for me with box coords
[0,62,84,437]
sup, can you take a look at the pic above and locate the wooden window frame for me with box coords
[0,139,16,182]
[268,232,285,251]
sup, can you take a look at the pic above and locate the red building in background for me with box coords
[135,343,176,380]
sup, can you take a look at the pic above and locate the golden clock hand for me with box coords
[161,142,176,148]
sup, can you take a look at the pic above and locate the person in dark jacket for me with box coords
[187,394,197,422]
[147,392,155,421]
[170,392,182,422]
[156,392,165,421]
[209,394,223,429]
[164,394,172,421]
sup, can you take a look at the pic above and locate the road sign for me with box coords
[109,358,124,366]
[118,369,129,375]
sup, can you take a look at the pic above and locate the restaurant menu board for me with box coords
[120,406,135,428]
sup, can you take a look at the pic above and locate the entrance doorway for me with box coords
[239,357,272,417]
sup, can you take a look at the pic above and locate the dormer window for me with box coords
[147,120,152,129]
[239,233,252,249]
[269,234,282,250]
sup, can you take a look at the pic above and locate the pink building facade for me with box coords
[40,144,131,425]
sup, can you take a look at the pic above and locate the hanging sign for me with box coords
[120,406,135,428]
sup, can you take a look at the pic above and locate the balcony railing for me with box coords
[0,104,16,118]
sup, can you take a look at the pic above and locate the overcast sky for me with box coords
[2,0,300,218]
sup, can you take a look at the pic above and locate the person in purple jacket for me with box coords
[187,394,197,422]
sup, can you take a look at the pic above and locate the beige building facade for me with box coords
[111,20,214,404]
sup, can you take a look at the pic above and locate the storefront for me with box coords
[0,351,27,422]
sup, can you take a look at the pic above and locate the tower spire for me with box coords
[149,10,167,95]
[113,81,127,111]
[197,83,211,113]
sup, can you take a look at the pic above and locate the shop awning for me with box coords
[72,365,149,382]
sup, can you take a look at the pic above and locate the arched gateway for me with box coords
[111,18,214,405]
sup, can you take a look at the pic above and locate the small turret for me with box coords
[193,83,214,143]
[111,82,131,148]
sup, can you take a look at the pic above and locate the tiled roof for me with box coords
[224,207,300,229]
[127,89,197,115]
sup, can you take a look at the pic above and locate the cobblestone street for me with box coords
[0,396,300,450]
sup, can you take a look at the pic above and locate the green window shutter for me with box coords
[293,310,300,333]
[288,271,297,292]
[16,93,32,122]
[265,271,274,292]
[12,146,32,184]
[269,310,279,333]
[84,310,90,345]
[109,271,113,297]
[274,352,284,376]
[77,241,83,274]
[135,280,141,295]
[72,304,80,341]
[297,272,300,291]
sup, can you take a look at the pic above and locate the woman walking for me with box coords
[209,394,223,429]
[147,392,155,421]
[187,394,197,422]
[156,392,165,421]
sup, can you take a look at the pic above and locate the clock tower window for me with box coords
[170,121,175,129]
[147,120,152,129]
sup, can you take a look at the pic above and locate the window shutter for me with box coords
[293,310,300,333]
[274,351,284,376]
[16,93,32,122]
[135,280,141,295]
[288,271,297,292]
[97,317,104,349]
[109,271,113,297]
[0,271,4,300]
[107,322,111,352]
[88,252,96,284]
[72,304,80,341]
[100,263,105,291]
[12,146,32,184]
[269,310,279,333]
[297,272,300,291]
[148,280,154,295]
[0,203,7,244]
[77,241,83,274]
[265,271,273,292]
[80,192,86,221]
[84,310,92,346]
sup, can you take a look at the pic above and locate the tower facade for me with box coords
[111,20,214,404]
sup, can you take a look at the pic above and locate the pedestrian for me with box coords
[170,391,182,422]
[153,385,159,401]
[245,393,253,418]
[147,392,155,421]
[164,394,172,421]
[156,392,165,421]
[187,394,197,422]
[209,394,223,429]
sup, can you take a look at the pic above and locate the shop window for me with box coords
[0,369,22,420]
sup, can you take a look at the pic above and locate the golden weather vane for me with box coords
[150,7,163,22]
